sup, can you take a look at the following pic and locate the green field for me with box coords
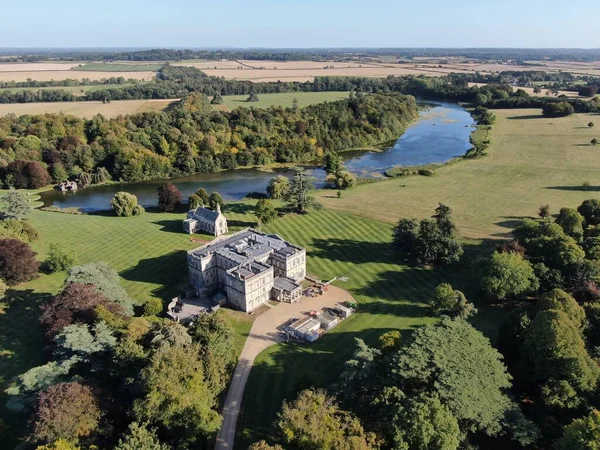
[0,84,137,95]
[72,63,164,72]
[214,91,350,111]
[317,109,600,240]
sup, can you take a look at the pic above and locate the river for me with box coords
[39,101,474,211]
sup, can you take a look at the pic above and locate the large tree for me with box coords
[277,388,375,450]
[110,192,144,217]
[40,282,125,336]
[524,309,599,409]
[429,283,477,319]
[157,182,182,212]
[578,199,600,226]
[395,318,536,441]
[284,170,316,213]
[267,175,290,199]
[555,409,600,450]
[208,192,224,210]
[0,238,39,285]
[555,207,584,241]
[255,199,278,227]
[115,422,169,450]
[132,344,221,447]
[0,190,32,220]
[66,262,134,315]
[31,382,102,444]
[480,251,538,301]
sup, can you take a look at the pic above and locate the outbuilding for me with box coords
[318,312,338,330]
[334,304,353,318]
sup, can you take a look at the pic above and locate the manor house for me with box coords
[187,228,306,312]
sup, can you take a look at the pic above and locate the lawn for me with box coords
[0,99,177,119]
[72,63,164,72]
[213,91,350,111]
[0,84,138,96]
[316,109,600,240]
[234,209,485,449]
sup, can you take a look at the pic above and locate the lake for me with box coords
[39,101,474,211]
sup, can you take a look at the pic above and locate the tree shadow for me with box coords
[224,203,256,215]
[545,185,600,192]
[119,250,190,300]
[573,143,593,147]
[506,114,544,120]
[0,289,51,447]
[310,238,396,265]
[87,209,115,217]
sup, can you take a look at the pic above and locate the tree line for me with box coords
[0,92,418,187]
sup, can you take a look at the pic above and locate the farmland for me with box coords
[0,70,156,82]
[316,109,600,240]
[72,62,165,72]
[214,91,350,111]
[0,98,176,118]
[0,83,138,95]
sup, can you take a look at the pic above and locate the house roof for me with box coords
[274,276,301,292]
[190,206,221,223]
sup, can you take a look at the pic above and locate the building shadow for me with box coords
[119,250,190,300]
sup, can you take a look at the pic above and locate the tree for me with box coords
[0,190,32,220]
[66,262,134,315]
[538,204,551,219]
[255,199,277,227]
[157,182,181,212]
[45,244,77,274]
[188,311,236,394]
[195,188,210,205]
[536,288,586,330]
[115,422,169,450]
[524,310,599,409]
[49,164,68,183]
[208,192,224,210]
[555,409,600,450]
[247,92,259,102]
[326,170,356,190]
[324,152,341,174]
[393,394,461,450]
[555,207,584,240]
[429,283,477,319]
[36,439,82,450]
[480,252,538,301]
[292,97,299,112]
[149,321,192,349]
[32,382,102,444]
[277,389,375,449]
[267,176,290,199]
[249,441,284,450]
[284,170,316,213]
[542,102,574,118]
[40,282,125,336]
[210,93,223,105]
[588,122,595,128]
[395,318,534,439]
[132,344,221,447]
[433,203,457,237]
[143,297,163,316]
[188,194,203,209]
[578,199,600,225]
[6,160,51,189]
[338,339,382,406]
[592,138,598,146]
[0,279,7,300]
[0,238,39,285]
[110,192,144,217]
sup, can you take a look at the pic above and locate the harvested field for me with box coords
[467,82,579,98]
[0,62,81,72]
[0,98,176,118]
[72,62,164,72]
[0,83,138,96]
[0,70,156,82]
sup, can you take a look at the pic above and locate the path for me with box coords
[215,285,353,450]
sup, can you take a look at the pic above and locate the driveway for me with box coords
[215,285,354,450]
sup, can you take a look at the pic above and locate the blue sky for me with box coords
[1,0,598,48]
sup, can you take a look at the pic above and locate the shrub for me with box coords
[45,243,77,273]
[110,192,144,217]
[592,138,598,146]
[0,218,39,243]
[0,238,39,285]
[542,101,574,118]
[143,298,163,316]
[0,190,32,220]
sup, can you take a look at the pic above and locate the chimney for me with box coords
[216,203,221,214]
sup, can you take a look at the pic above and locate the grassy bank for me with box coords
[317,109,600,240]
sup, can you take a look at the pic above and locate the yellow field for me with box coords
[0,70,156,82]
[0,62,81,72]
[316,109,600,240]
[0,99,176,118]
[467,82,580,98]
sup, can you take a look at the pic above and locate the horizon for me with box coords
[2,0,599,48]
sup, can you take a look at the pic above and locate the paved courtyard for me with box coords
[215,285,354,450]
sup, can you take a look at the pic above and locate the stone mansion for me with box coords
[187,228,306,312]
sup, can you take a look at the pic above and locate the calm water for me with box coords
[39,101,474,211]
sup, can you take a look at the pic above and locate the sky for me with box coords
[1,0,598,49]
